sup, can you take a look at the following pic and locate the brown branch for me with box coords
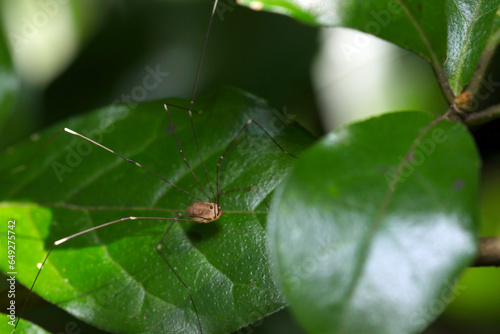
[436,70,455,104]
[463,103,500,126]
[472,237,500,267]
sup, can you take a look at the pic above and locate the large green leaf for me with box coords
[269,112,480,334]
[0,87,315,333]
[239,0,500,96]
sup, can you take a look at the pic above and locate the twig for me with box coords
[463,103,500,126]
[436,70,455,104]
[473,237,500,267]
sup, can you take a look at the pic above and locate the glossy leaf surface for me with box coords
[269,112,480,334]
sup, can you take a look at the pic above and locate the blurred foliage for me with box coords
[0,0,320,151]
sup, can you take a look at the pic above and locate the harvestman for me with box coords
[11,0,297,333]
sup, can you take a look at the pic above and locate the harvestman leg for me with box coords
[10,127,209,333]
[151,114,299,332]
[12,117,298,334]
[156,215,204,333]
[163,0,222,205]
[213,117,298,206]
[164,103,298,204]
[163,105,213,202]
[9,0,300,331]
[12,214,196,334]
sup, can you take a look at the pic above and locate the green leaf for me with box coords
[0,87,315,334]
[0,314,50,334]
[239,0,500,96]
[446,1,500,95]
[269,112,480,334]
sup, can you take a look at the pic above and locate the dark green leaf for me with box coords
[446,1,500,94]
[269,112,480,334]
[0,87,315,333]
[239,0,500,96]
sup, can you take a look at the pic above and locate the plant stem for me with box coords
[473,237,500,267]
[463,103,500,125]
[436,71,455,104]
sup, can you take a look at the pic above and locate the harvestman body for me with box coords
[11,0,297,333]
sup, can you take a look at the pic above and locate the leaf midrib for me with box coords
[451,0,485,93]
[396,0,443,73]
[336,116,443,333]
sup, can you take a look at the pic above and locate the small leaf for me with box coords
[0,87,315,333]
[269,112,480,334]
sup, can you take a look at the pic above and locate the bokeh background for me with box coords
[0,0,499,333]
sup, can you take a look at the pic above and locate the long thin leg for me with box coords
[161,1,220,203]
[188,0,219,111]
[13,216,194,333]
[184,0,221,202]
[63,128,203,202]
[164,105,212,202]
[163,103,202,114]
[215,119,298,206]
[156,217,203,334]
[187,112,216,201]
